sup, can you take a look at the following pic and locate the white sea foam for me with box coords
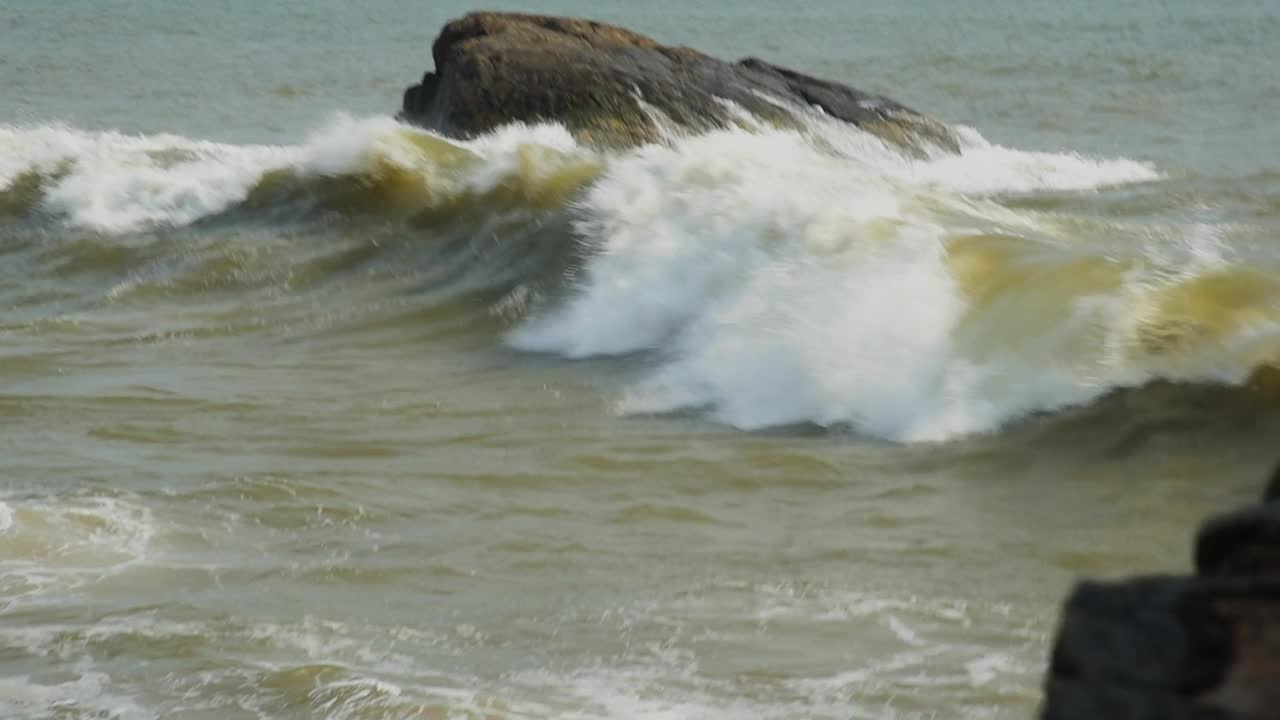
[915,126,1161,194]
[0,114,1154,234]
[0,672,150,720]
[0,116,592,232]
[501,581,1039,720]
[0,495,155,608]
[0,580,1037,719]
[6,114,1227,442]
[507,122,1181,441]
[0,123,299,231]
[850,123,1163,195]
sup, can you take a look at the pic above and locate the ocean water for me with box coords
[3,1,1280,718]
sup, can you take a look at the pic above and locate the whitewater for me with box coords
[7,113,1280,444]
[6,2,1280,718]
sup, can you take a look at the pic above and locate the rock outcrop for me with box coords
[399,12,957,152]
[1041,465,1280,719]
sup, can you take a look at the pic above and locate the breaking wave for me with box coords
[0,116,599,231]
[4,112,1277,442]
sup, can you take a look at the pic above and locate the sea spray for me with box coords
[7,114,1275,442]
[508,123,1280,441]
[0,116,598,232]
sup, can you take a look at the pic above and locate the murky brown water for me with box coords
[4,1,1280,718]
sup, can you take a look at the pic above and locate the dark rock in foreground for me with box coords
[1195,505,1280,578]
[400,12,958,152]
[1044,577,1280,719]
[1041,467,1280,719]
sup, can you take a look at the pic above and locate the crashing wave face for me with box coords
[4,112,1277,442]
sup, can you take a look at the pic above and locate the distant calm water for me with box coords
[3,1,1280,718]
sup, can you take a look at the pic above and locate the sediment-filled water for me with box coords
[3,1,1280,717]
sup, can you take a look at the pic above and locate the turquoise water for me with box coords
[3,2,1280,718]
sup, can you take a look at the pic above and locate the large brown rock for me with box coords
[399,12,958,152]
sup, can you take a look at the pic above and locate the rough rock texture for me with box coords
[400,12,958,152]
[1195,505,1280,577]
[1041,467,1280,720]
[1043,577,1280,719]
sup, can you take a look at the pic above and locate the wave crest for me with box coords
[0,117,601,232]
[9,113,1266,443]
[508,124,1276,442]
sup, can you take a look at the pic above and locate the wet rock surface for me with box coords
[399,12,958,152]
